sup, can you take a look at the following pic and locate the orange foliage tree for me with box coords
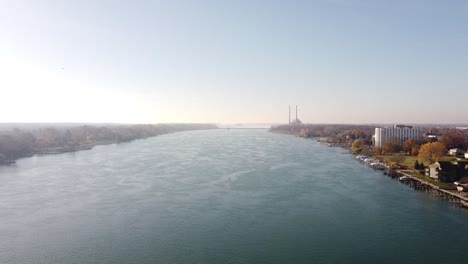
[402,139,418,154]
[417,142,446,164]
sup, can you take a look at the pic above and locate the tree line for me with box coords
[0,124,216,164]
[270,124,468,165]
[271,124,374,144]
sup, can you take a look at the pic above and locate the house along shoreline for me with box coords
[354,153,468,209]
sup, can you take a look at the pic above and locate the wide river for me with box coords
[1,129,467,264]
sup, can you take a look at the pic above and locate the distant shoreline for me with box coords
[271,126,468,209]
[0,124,217,165]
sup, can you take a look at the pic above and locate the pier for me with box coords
[356,155,468,208]
[396,170,468,207]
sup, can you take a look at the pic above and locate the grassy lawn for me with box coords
[373,153,459,188]
[439,156,458,162]
[373,154,417,168]
[400,156,417,168]
[373,154,459,168]
[405,171,453,188]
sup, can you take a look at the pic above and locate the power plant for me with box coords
[288,105,302,126]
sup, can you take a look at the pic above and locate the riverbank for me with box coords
[353,150,468,208]
[3,128,468,263]
[397,170,468,206]
[304,133,468,208]
[0,123,217,165]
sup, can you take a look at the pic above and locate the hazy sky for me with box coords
[1,0,467,124]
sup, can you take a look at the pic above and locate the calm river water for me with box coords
[1,129,467,264]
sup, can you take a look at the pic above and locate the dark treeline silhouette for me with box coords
[0,123,216,164]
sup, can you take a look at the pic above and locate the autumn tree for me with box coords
[360,147,373,156]
[382,141,400,154]
[373,146,382,155]
[438,129,466,149]
[298,128,310,138]
[351,139,363,149]
[411,145,420,156]
[403,139,418,154]
[418,142,446,164]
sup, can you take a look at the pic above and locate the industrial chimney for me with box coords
[296,105,298,121]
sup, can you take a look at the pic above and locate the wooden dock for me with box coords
[396,170,468,206]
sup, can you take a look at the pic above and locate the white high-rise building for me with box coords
[374,125,421,148]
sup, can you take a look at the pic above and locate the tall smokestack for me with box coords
[288,105,291,125]
[296,105,298,121]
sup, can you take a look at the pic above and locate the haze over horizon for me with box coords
[1,0,467,124]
